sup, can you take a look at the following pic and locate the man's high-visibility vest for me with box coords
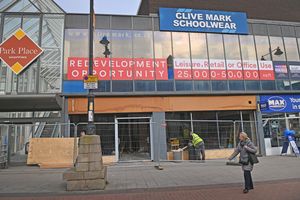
[192,133,203,146]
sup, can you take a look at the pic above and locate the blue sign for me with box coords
[159,8,248,34]
[260,95,300,113]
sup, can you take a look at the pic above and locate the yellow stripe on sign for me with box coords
[11,62,24,74]
[14,29,25,40]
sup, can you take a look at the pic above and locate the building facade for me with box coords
[1,0,300,163]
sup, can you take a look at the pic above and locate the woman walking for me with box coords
[228,132,257,194]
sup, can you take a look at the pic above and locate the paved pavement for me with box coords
[1,179,300,200]
[0,156,300,198]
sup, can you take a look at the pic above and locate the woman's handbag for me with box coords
[248,152,259,164]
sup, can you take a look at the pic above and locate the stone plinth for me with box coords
[63,135,107,191]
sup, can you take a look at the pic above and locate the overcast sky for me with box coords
[54,0,141,15]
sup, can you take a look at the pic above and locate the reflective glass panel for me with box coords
[284,37,299,61]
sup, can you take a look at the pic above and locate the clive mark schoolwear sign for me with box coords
[159,8,248,34]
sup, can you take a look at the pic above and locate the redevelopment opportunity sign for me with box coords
[0,28,43,75]
[159,8,248,34]
[68,57,168,80]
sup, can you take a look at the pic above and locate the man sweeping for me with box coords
[189,131,205,160]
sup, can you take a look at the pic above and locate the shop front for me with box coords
[68,95,257,162]
[260,94,300,155]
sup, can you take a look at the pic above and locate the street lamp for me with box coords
[260,46,284,61]
[100,36,111,58]
[86,0,96,135]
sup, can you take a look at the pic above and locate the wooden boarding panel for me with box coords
[69,96,256,114]
[102,156,115,165]
[167,148,235,160]
[205,148,235,159]
[27,138,77,167]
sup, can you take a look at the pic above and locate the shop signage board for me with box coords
[273,61,289,79]
[159,8,248,34]
[83,75,98,89]
[68,57,168,80]
[289,63,300,79]
[0,28,43,75]
[68,57,279,81]
[260,95,300,113]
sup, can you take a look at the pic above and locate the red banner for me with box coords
[192,59,210,80]
[209,59,227,80]
[67,57,168,80]
[226,60,243,80]
[258,61,275,80]
[242,60,259,80]
[173,58,192,80]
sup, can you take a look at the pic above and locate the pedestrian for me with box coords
[228,132,257,194]
[189,130,205,160]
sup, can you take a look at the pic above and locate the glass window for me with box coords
[112,80,133,92]
[6,0,39,12]
[175,81,193,91]
[111,30,132,58]
[95,16,110,29]
[17,17,40,93]
[153,18,159,31]
[224,35,244,91]
[166,112,191,120]
[190,33,207,59]
[255,36,271,61]
[154,32,173,91]
[135,81,155,91]
[192,111,218,149]
[291,81,300,90]
[281,26,296,37]
[172,32,190,58]
[296,27,300,38]
[1,16,22,94]
[166,112,191,152]
[261,81,276,90]
[268,25,282,36]
[40,15,64,93]
[207,34,224,59]
[240,35,260,91]
[276,80,291,91]
[64,29,88,79]
[211,81,227,91]
[245,81,260,91]
[132,17,152,30]
[154,32,172,59]
[284,37,299,61]
[241,111,258,145]
[218,111,240,148]
[133,31,153,58]
[229,81,245,91]
[111,30,133,89]
[270,37,286,61]
[240,35,257,60]
[111,16,132,30]
[207,34,227,91]
[224,35,241,60]
[95,30,111,58]
[157,80,173,91]
[94,81,110,92]
[252,24,268,35]
[194,81,210,91]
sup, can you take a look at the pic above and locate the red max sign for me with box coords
[0,28,43,75]
[67,57,168,80]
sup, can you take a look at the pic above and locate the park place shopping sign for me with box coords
[159,8,248,34]
[0,28,43,75]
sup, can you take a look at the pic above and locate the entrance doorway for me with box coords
[115,117,152,161]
